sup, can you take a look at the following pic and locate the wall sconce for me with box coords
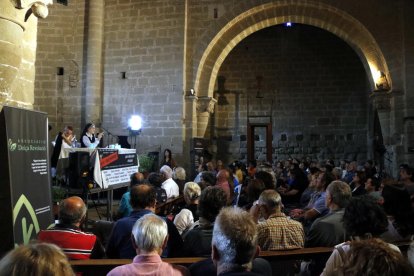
[374,71,390,91]
[187,88,196,96]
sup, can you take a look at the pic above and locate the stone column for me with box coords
[83,0,104,125]
[196,97,217,137]
[0,0,52,110]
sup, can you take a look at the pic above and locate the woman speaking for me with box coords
[80,123,103,148]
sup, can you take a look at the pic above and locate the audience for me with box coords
[216,169,232,203]
[238,178,265,210]
[321,196,393,275]
[117,172,145,218]
[107,214,189,276]
[399,164,414,197]
[199,171,216,190]
[290,172,335,223]
[211,207,266,276]
[350,170,367,196]
[106,184,182,258]
[182,186,227,257]
[147,172,167,204]
[160,165,180,199]
[323,238,411,276]
[174,182,201,235]
[306,181,351,247]
[365,176,382,202]
[251,190,304,250]
[173,166,187,194]
[381,183,414,242]
[38,196,104,259]
[0,243,74,276]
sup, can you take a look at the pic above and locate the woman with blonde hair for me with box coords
[0,242,74,276]
[173,182,201,235]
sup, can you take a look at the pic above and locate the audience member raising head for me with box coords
[0,243,74,276]
[38,196,104,259]
[182,186,227,257]
[174,182,201,235]
[107,214,189,276]
[160,165,180,199]
[212,207,259,275]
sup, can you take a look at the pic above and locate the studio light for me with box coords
[128,115,142,132]
[128,115,142,149]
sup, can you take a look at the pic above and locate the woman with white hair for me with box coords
[173,182,201,235]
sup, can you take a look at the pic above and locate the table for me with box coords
[60,148,138,189]
[58,148,139,221]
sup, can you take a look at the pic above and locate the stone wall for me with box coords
[34,0,86,136]
[215,24,370,164]
[102,0,185,157]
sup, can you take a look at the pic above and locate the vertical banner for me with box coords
[190,138,208,179]
[0,106,52,256]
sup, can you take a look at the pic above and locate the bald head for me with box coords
[59,196,87,225]
[130,184,157,210]
[131,172,145,187]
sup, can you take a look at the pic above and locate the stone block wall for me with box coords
[34,0,86,137]
[215,24,370,164]
[102,0,185,156]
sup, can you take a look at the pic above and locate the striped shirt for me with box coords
[38,224,98,260]
[257,213,305,250]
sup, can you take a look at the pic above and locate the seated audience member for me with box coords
[189,208,272,276]
[38,196,104,259]
[381,183,414,242]
[238,179,266,210]
[255,170,275,190]
[216,169,232,203]
[277,166,309,206]
[364,160,377,179]
[290,172,335,223]
[212,207,267,276]
[299,168,320,207]
[306,181,351,247]
[342,161,356,184]
[182,186,227,257]
[117,172,145,218]
[173,166,187,194]
[250,190,304,250]
[198,171,216,190]
[399,164,414,197]
[148,172,167,204]
[106,184,182,258]
[160,165,180,199]
[321,196,393,275]
[350,170,367,197]
[234,161,244,183]
[365,176,382,202]
[108,214,189,276]
[248,160,257,178]
[0,242,74,276]
[323,238,411,276]
[174,182,201,235]
[194,163,208,183]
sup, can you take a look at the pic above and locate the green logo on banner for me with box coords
[8,139,17,151]
[13,195,40,247]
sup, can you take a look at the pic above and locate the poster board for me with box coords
[0,106,53,256]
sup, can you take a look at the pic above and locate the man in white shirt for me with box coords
[160,165,179,199]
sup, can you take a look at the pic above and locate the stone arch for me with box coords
[193,1,390,98]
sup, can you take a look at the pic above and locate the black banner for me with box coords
[0,106,52,256]
[98,149,138,187]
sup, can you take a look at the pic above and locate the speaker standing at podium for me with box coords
[80,123,103,149]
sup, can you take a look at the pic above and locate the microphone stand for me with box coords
[100,126,116,146]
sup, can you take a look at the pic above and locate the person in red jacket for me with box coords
[38,196,104,259]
